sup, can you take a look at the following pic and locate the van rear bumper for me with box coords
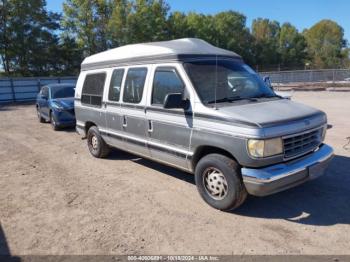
[241,144,334,196]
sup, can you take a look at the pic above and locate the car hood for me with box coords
[216,99,326,128]
[51,97,74,109]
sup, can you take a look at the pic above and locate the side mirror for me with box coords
[263,76,273,89]
[41,94,48,100]
[163,93,188,109]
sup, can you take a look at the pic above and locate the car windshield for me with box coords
[184,60,277,105]
[51,86,75,99]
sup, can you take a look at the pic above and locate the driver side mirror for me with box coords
[263,76,273,90]
[163,93,189,109]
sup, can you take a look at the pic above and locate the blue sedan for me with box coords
[36,83,76,130]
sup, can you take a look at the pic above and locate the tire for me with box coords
[194,153,247,211]
[87,126,110,158]
[50,111,59,131]
[36,106,45,123]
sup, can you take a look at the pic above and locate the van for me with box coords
[75,38,333,211]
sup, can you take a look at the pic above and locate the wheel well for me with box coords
[85,121,96,134]
[191,146,237,170]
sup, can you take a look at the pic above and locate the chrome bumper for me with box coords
[242,144,334,196]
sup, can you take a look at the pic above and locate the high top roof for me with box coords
[81,38,241,70]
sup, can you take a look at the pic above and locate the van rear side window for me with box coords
[81,73,106,107]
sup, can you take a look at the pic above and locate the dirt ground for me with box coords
[0,91,350,255]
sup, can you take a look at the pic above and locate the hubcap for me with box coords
[91,135,98,150]
[203,167,228,200]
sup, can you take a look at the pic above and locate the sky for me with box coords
[47,0,350,42]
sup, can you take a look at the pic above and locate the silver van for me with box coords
[75,38,333,211]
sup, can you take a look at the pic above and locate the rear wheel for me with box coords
[36,106,45,123]
[87,126,110,158]
[194,153,247,211]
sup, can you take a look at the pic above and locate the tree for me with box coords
[167,11,189,39]
[62,0,112,56]
[108,0,131,46]
[304,19,346,68]
[0,0,61,76]
[278,23,307,68]
[126,0,169,43]
[213,11,255,65]
[252,18,280,68]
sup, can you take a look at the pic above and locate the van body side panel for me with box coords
[146,108,192,169]
[119,105,149,156]
[104,102,125,148]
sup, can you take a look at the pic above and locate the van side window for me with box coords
[152,68,184,106]
[108,69,124,102]
[123,68,147,104]
[81,73,106,107]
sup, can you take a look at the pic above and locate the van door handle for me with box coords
[122,116,127,128]
[148,120,153,133]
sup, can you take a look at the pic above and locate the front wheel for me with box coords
[87,126,110,158]
[195,154,247,211]
[50,112,59,131]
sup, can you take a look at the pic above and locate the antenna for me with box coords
[214,54,218,110]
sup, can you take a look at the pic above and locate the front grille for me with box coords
[283,128,323,159]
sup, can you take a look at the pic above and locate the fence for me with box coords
[260,69,350,84]
[1,69,350,103]
[0,77,77,103]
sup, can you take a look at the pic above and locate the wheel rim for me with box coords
[203,167,228,200]
[91,135,98,150]
[37,108,41,119]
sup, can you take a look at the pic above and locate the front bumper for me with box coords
[52,109,76,127]
[241,144,334,196]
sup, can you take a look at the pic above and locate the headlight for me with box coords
[247,138,283,158]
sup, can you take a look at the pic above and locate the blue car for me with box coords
[36,83,76,130]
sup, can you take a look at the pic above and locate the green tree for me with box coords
[62,0,112,56]
[126,0,169,43]
[252,18,280,68]
[213,11,255,65]
[108,0,131,46]
[278,23,307,67]
[167,11,189,39]
[304,19,346,68]
[0,0,61,76]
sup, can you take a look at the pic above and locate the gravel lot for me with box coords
[0,91,349,255]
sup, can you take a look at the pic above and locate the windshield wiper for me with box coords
[254,94,283,99]
[207,96,257,104]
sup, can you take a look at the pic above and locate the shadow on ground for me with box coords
[0,224,20,261]
[108,149,350,226]
[108,149,196,184]
[234,155,350,226]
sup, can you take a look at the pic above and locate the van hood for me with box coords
[217,99,326,128]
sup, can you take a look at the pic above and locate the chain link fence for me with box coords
[260,69,350,84]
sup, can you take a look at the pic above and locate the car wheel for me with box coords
[195,153,247,211]
[36,106,45,123]
[50,111,59,131]
[87,126,110,158]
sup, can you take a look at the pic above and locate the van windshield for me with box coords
[184,60,277,105]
